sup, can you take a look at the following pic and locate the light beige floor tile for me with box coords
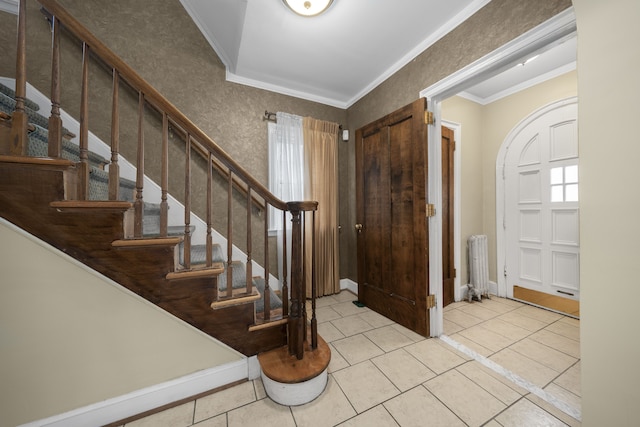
[332,300,369,317]
[384,385,465,427]
[334,291,358,302]
[495,398,567,427]
[559,316,580,328]
[544,382,582,420]
[314,295,339,308]
[478,298,520,314]
[444,301,468,312]
[443,319,465,335]
[338,405,399,427]
[489,348,560,388]
[448,333,495,357]
[333,360,399,413]
[317,321,346,343]
[481,318,532,341]
[554,362,581,397]
[227,398,296,427]
[194,381,256,422]
[316,306,343,323]
[457,303,503,320]
[483,421,502,427]
[364,325,415,352]
[371,348,436,391]
[525,394,581,427]
[545,320,580,341]
[193,414,227,427]
[509,338,577,373]
[126,402,194,427]
[390,323,427,343]
[327,342,350,373]
[291,376,357,427]
[457,324,515,353]
[253,378,267,400]
[405,339,466,374]
[332,316,375,337]
[425,369,506,426]
[356,310,395,328]
[529,329,581,358]
[332,334,384,365]
[443,309,485,328]
[497,311,548,332]
[456,361,522,406]
[492,297,525,308]
[514,305,564,324]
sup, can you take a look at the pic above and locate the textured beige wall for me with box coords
[342,0,573,281]
[0,220,242,427]
[574,0,640,424]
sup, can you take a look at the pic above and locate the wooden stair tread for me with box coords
[211,288,261,310]
[112,236,182,248]
[258,333,330,384]
[0,154,75,168]
[248,317,287,332]
[166,262,224,281]
[51,200,132,211]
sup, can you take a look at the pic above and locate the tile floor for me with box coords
[122,291,581,427]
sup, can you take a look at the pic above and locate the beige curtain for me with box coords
[303,117,340,298]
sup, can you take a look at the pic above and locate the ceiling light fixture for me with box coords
[283,0,334,17]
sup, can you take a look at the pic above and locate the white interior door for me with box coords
[504,101,579,301]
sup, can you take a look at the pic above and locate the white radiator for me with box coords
[468,235,490,300]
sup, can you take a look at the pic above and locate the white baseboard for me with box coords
[340,278,358,295]
[18,359,248,427]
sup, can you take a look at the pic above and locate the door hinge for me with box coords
[424,110,435,126]
[453,268,457,278]
[426,203,436,217]
[426,294,437,309]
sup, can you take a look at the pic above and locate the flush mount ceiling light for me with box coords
[283,0,334,17]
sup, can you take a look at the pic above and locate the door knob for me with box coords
[355,223,363,233]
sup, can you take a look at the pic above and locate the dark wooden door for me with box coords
[355,98,429,336]
[442,126,455,307]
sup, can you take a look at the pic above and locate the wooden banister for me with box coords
[12,0,321,361]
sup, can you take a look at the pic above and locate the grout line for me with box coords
[439,334,581,422]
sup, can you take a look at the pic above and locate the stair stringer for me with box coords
[0,77,280,292]
[0,158,287,356]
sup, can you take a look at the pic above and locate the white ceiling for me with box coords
[179,0,576,109]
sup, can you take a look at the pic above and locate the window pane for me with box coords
[551,185,564,202]
[566,184,579,201]
[550,167,564,185]
[565,165,579,183]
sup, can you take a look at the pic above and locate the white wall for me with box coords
[0,219,243,427]
[574,0,640,424]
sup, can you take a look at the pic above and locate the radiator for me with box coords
[468,235,490,299]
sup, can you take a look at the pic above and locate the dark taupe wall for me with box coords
[341,0,572,281]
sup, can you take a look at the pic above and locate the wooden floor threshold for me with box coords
[513,285,580,318]
[51,200,133,212]
[166,263,224,281]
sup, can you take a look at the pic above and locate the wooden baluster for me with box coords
[226,173,233,298]
[160,113,169,236]
[302,211,307,341]
[77,42,90,200]
[8,0,27,156]
[281,210,288,316]
[263,204,270,320]
[108,69,119,200]
[47,16,62,158]
[206,152,213,267]
[246,188,253,294]
[134,92,144,237]
[311,210,317,349]
[287,203,304,359]
[184,133,192,270]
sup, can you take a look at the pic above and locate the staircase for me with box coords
[1,0,329,409]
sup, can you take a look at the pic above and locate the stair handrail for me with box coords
[10,0,319,359]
